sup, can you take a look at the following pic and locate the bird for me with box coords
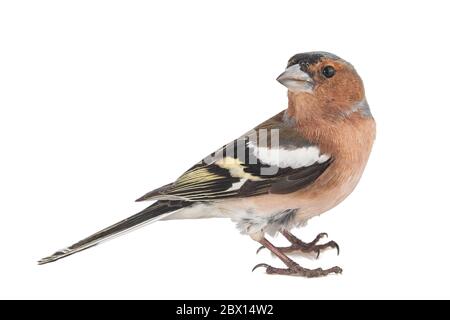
[39,51,376,277]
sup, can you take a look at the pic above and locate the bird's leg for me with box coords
[280,230,340,258]
[253,238,342,277]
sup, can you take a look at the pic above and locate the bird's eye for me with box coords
[322,65,336,78]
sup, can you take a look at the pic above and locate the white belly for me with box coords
[162,201,298,236]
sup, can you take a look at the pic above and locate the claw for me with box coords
[252,263,271,272]
[330,266,343,274]
[318,232,328,239]
[256,246,266,254]
[316,241,339,258]
[335,242,340,256]
[325,240,340,256]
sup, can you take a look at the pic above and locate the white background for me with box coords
[1,0,449,299]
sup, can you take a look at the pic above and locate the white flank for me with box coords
[249,142,330,168]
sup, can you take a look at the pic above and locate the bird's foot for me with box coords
[257,231,339,258]
[280,239,340,259]
[252,262,342,278]
[254,237,342,278]
[283,230,328,247]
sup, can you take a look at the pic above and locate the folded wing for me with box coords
[136,111,332,202]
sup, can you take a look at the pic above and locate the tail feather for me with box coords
[38,200,191,265]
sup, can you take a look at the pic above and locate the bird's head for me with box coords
[277,52,370,120]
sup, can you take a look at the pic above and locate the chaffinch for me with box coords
[39,51,376,277]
